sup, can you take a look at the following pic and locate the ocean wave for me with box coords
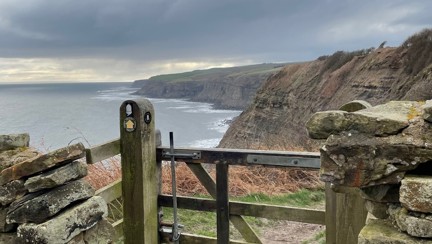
[92,86,140,101]
[208,118,234,133]
[188,138,220,148]
[166,105,194,110]
[93,94,140,101]
[148,98,189,104]
[184,106,240,114]
[96,87,138,93]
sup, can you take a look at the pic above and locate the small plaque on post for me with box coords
[144,112,152,124]
[124,117,136,132]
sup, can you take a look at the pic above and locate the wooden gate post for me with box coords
[216,161,230,244]
[325,183,337,244]
[120,99,158,244]
[325,184,368,244]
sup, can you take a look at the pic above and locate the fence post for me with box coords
[326,184,368,244]
[120,99,158,244]
[325,183,337,244]
[216,161,230,244]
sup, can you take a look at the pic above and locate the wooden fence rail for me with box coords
[87,98,367,244]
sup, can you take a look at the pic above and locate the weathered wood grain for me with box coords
[112,219,123,242]
[325,183,337,244]
[120,99,158,244]
[186,163,262,243]
[160,230,250,244]
[85,139,120,164]
[95,178,122,203]
[335,188,368,244]
[216,161,230,244]
[325,183,367,244]
[158,195,325,225]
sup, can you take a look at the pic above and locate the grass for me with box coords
[147,63,288,83]
[86,158,325,242]
[231,189,325,207]
[160,189,325,240]
[302,230,325,244]
[162,207,217,237]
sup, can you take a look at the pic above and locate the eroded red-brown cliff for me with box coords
[219,29,432,151]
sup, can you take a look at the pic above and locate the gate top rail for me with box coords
[157,146,320,169]
[85,138,320,169]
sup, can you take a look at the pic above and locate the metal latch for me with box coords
[167,132,182,243]
[162,150,201,159]
[247,155,320,169]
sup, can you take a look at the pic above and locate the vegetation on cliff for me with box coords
[132,63,288,110]
[219,29,432,151]
[400,28,432,75]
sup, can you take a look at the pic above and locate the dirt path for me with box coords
[260,220,324,244]
[257,202,325,244]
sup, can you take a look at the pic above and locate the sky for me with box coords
[0,0,431,83]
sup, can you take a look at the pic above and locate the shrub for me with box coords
[321,48,372,73]
[400,28,432,75]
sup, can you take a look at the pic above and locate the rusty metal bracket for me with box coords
[162,150,201,160]
[247,155,320,169]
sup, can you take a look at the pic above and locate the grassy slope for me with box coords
[147,63,288,83]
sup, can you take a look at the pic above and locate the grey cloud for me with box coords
[0,0,430,62]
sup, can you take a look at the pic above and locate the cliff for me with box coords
[218,29,432,151]
[133,63,287,109]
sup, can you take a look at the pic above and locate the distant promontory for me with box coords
[132,63,289,110]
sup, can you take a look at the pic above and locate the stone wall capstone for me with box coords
[307,100,432,243]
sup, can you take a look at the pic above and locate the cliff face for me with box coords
[133,63,286,110]
[219,30,432,150]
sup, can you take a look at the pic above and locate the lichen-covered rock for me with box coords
[360,184,400,203]
[0,133,30,152]
[67,219,115,244]
[67,233,85,244]
[0,233,17,243]
[306,110,349,139]
[319,129,432,187]
[1,207,15,232]
[389,205,432,238]
[0,147,40,172]
[16,196,107,244]
[358,218,432,244]
[307,101,419,139]
[364,200,389,219]
[0,143,85,186]
[339,100,372,112]
[400,175,432,213]
[24,160,88,192]
[423,100,432,123]
[7,179,95,224]
[82,219,115,243]
[0,180,26,206]
[310,101,432,187]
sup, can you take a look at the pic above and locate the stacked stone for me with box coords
[307,100,432,243]
[0,133,114,244]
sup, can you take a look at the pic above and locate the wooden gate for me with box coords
[86,99,367,243]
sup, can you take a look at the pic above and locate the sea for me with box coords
[0,82,241,150]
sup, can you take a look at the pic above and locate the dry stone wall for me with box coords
[0,133,114,244]
[307,100,432,243]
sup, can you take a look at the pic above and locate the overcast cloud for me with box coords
[0,0,431,82]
